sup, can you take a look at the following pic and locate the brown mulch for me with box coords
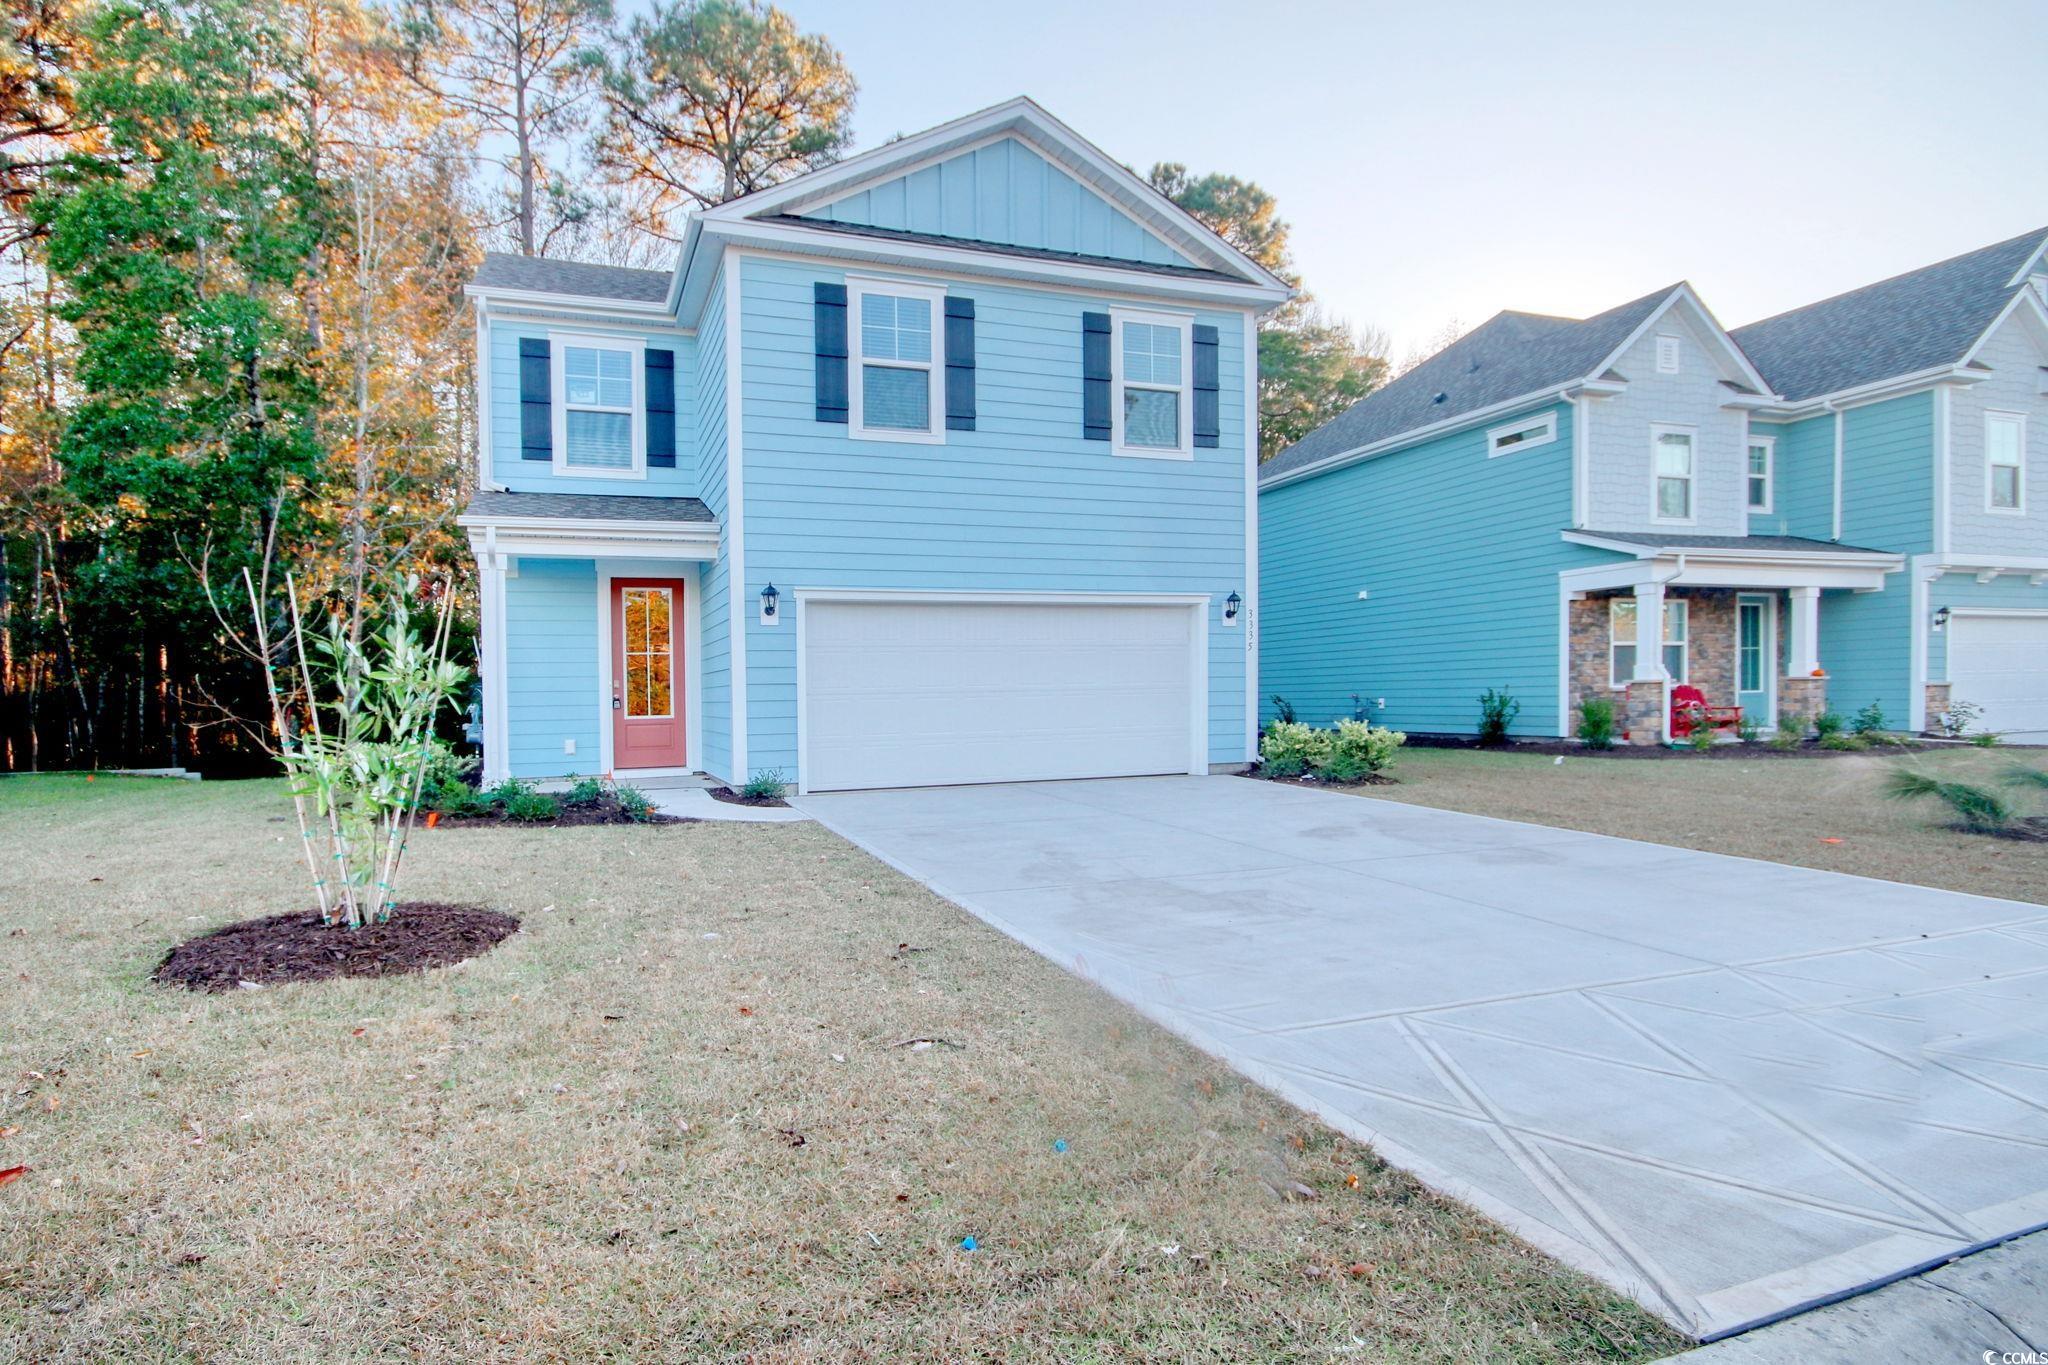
[1983,817,2048,844]
[1400,734,1928,760]
[709,786,789,808]
[153,903,520,992]
[429,807,691,828]
[1245,770,1398,788]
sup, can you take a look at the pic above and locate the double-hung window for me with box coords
[554,335,642,477]
[1609,597,1688,686]
[1987,411,2026,512]
[1746,436,1774,512]
[1651,424,1695,521]
[850,279,945,443]
[1112,308,1192,458]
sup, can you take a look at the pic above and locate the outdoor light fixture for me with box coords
[1224,591,1242,624]
[760,583,780,624]
[1933,604,1951,632]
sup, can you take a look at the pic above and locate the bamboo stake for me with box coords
[244,567,331,924]
[286,574,359,928]
[379,582,459,924]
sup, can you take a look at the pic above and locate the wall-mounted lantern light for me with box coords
[760,583,780,625]
[1223,591,1242,626]
[1932,604,1951,633]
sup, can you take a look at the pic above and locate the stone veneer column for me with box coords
[1923,682,1953,734]
[1625,679,1668,745]
[1778,675,1827,732]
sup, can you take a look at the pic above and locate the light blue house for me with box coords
[1260,229,2048,743]
[459,99,1291,792]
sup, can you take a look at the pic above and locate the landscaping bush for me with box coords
[1684,720,1717,751]
[485,778,559,822]
[1812,709,1847,740]
[1770,712,1805,749]
[1936,698,1983,739]
[1885,769,2013,832]
[1322,719,1405,780]
[740,769,789,802]
[1268,694,1297,725]
[1576,698,1618,750]
[1259,721,1332,777]
[1819,732,1868,752]
[1851,700,1887,735]
[1970,731,2002,748]
[426,774,491,818]
[1735,712,1761,743]
[613,783,657,822]
[1476,688,1519,746]
[563,777,610,808]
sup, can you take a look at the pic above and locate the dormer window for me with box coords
[1655,335,1681,374]
[850,279,946,444]
[553,334,643,477]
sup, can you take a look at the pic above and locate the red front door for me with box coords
[611,578,686,770]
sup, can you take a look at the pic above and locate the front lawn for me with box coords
[0,776,1679,1362]
[1349,745,2048,905]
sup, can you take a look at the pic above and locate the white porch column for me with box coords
[477,545,511,785]
[1632,580,1668,681]
[1787,586,1821,676]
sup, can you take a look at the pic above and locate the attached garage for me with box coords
[797,593,1208,793]
[1948,611,2048,742]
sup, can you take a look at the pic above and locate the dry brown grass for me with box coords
[0,776,1680,1363]
[1352,745,2048,905]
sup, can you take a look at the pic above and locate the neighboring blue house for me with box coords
[1259,229,2048,743]
[459,99,1290,792]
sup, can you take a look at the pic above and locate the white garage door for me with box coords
[800,598,1202,792]
[1950,613,2048,742]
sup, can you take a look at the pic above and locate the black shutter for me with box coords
[814,282,848,424]
[944,296,976,431]
[645,347,676,468]
[1192,323,1220,449]
[518,337,551,461]
[1082,311,1111,441]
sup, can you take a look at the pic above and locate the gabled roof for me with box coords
[471,253,672,304]
[1731,227,2048,402]
[1261,286,1684,483]
[1563,530,1893,557]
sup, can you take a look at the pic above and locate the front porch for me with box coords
[1560,532,1906,744]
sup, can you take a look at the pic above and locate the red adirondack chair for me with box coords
[1670,684,1741,738]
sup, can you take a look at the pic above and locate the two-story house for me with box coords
[458,99,1291,792]
[1257,228,2048,743]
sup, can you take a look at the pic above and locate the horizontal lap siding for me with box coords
[737,255,1250,782]
[505,558,600,778]
[1260,403,1603,738]
[488,322,699,496]
[696,270,733,782]
[1819,394,1932,726]
[1765,415,1835,541]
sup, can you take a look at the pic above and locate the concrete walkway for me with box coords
[796,775,2048,1340]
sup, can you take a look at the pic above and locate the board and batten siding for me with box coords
[1947,313,2048,557]
[733,253,1251,782]
[487,321,699,497]
[694,267,735,782]
[503,558,602,778]
[798,136,1193,269]
[1259,401,1610,738]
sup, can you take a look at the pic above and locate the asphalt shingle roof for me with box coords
[1570,530,1894,556]
[1731,228,2047,402]
[1259,286,1680,483]
[463,491,714,524]
[471,252,674,303]
[760,215,1244,282]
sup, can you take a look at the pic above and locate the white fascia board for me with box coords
[1964,286,2048,366]
[1259,386,1585,492]
[1558,557,1901,594]
[463,282,676,327]
[703,220,1292,310]
[1914,552,2048,576]
[1559,530,1902,569]
[1756,364,1991,419]
[791,587,1210,607]
[1594,284,1779,398]
[2004,232,2048,288]
[458,516,720,561]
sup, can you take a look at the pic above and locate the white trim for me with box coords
[1591,286,1777,398]
[1486,410,1558,458]
[1786,586,1821,677]
[1985,408,2028,514]
[1242,311,1260,763]
[1571,395,1592,528]
[1736,592,1778,721]
[549,331,646,480]
[1745,433,1776,514]
[596,564,703,777]
[1261,390,1589,491]
[1560,531,1902,568]
[1935,383,1954,555]
[1910,566,1931,733]
[1962,285,2048,368]
[1947,607,2048,618]
[723,246,748,783]
[1831,408,1845,540]
[1649,422,1698,525]
[789,588,1212,796]
[1556,578,1573,737]
[473,299,501,492]
[1108,306,1195,460]
[846,276,948,445]
[1655,334,1680,375]
[1557,550,1900,594]
[477,537,512,784]
[2005,233,2048,289]
[1757,363,1990,421]
[463,282,673,323]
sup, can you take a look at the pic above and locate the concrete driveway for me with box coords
[796,775,2048,1340]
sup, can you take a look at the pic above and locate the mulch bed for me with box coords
[709,786,789,808]
[153,903,520,992]
[429,807,691,828]
[1245,770,1398,788]
[1400,734,1927,760]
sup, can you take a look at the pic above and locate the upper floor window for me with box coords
[1487,411,1557,457]
[1987,410,2026,513]
[555,335,641,477]
[1651,424,1695,521]
[851,280,945,444]
[1655,335,1681,374]
[1746,436,1774,512]
[1112,308,1192,458]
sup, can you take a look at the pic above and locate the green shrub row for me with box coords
[1259,719,1406,781]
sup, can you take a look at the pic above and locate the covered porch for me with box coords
[1559,532,1904,744]
[459,491,722,784]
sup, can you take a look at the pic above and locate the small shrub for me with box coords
[612,783,657,822]
[1268,695,1297,725]
[563,777,609,808]
[1885,769,2013,832]
[1819,732,1867,752]
[425,775,490,818]
[1851,700,1887,735]
[1767,726,1802,751]
[1969,731,2002,748]
[740,769,789,801]
[1476,688,1520,747]
[1259,721,1332,777]
[1935,698,1983,739]
[1735,712,1760,743]
[1322,719,1405,780]
[500,787,560,822]
[1576,698,1618,750]
[1812,709,1847,740]
[1684,721,1717,752]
